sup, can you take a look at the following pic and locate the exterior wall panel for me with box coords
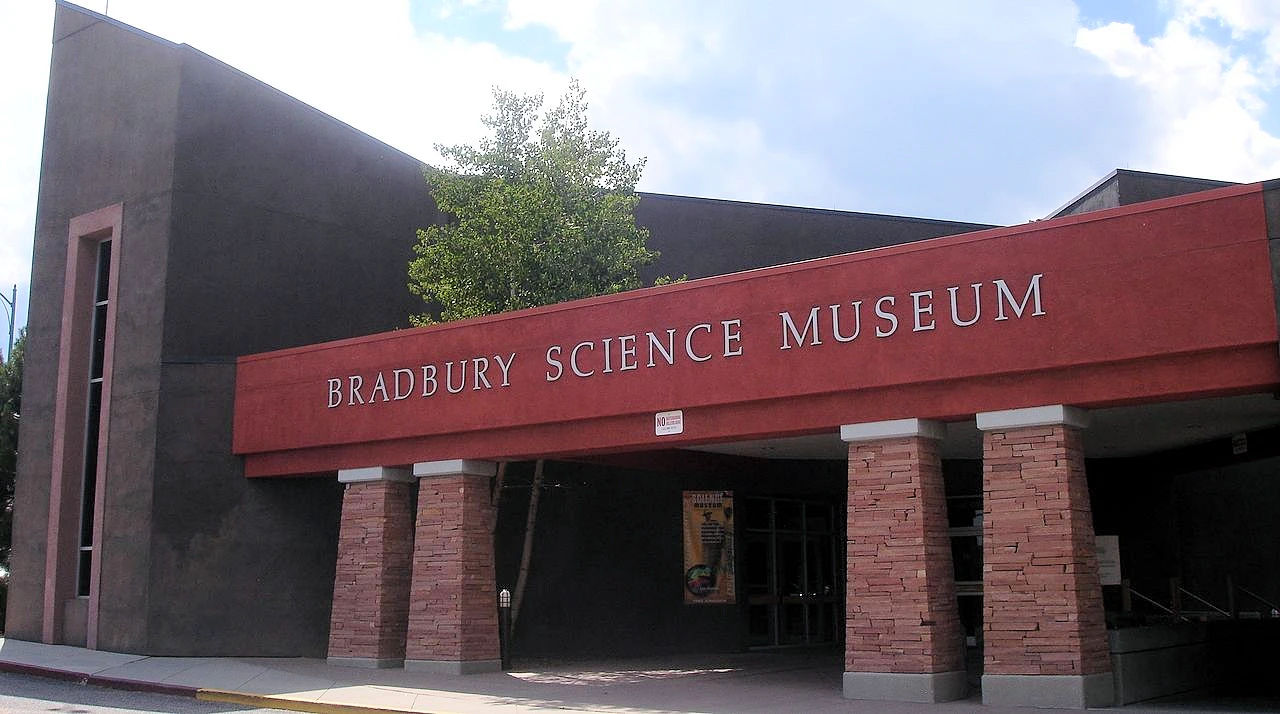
[7,5,183,646]
[637,194,990,282]
[134,30,435,654]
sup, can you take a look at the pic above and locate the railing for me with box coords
[1119,576,1278,623]
[1228,576,1280,618]
[1121,580,1184,622]
[1176,581,1231,619]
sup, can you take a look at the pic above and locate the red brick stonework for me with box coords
[405,471,500,669]
[982,423,1111,677]
[846,435,966,676]
[328,477,416,663]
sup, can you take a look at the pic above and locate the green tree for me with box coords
[0,329,25,629]
[408,81,667,632]
[408,79,661,324]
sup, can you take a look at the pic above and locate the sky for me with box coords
[1,0,1279,337]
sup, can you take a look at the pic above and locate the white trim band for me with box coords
[976,404,1089,431]
[843,670,968,703]
[840,418,947,443]
[337,466,412,484]
[413,459,498,479]
[982,672,1114,709]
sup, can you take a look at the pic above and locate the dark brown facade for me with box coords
[9,2,988,656]
[9,3,1280,710]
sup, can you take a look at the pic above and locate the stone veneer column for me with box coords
[404,459,502,674]
[327,467,416,668]
[840,419,968,703]
[976,405,1113,709]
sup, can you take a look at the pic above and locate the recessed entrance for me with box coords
[742,496,843,647]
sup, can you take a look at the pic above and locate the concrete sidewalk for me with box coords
[0,637,1270,714]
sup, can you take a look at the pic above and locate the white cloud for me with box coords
[0,0,570,331]
[499,0,1158,221]
[618,101,841,208]
[0,0,54,330]
[1178,0,1280,40]
[1075,2,1280,181]
[104,0,567,164]
[5,0,1280,339]
[505,0,728,88]
[500,0,754,198]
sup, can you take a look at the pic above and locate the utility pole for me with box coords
[0,284,15,361]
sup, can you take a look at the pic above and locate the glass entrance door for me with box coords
[744,497,842,647]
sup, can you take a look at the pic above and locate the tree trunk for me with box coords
[510,458,544,629]
[491,462,507,522]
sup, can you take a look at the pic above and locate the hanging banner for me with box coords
[683,490,735,604]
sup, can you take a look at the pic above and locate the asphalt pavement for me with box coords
[0,669,285,714]
[2,636,1278,714]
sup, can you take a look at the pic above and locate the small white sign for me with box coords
[655,410,684,436]
[1096,535,1122,586]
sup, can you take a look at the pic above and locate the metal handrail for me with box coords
[1122,577,1278,622]
[1237,585,1280,614]
[1126,585,1181,619]
[1178,586,1231,618]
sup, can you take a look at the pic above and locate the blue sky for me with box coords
[1,0,1278,337]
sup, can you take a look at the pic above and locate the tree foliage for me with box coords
[409,80,662,324]
[406,82,666,631]
[1,329,24,576]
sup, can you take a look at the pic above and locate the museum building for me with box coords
[9,2,1280,709]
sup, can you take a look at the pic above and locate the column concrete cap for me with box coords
[840,418,947,443]
[337,466,412,484]
[976,404,1089,431]
[413,459,498,479]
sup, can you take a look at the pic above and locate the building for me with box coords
[8,2,1280,709]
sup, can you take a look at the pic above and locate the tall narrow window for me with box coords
[77,239,111,597]
[45,203,122,647]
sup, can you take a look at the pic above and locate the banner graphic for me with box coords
[683,490,735,604]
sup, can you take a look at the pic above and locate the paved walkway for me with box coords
[0,637,1274,713]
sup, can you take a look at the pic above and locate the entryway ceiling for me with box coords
[687,392,1280,460]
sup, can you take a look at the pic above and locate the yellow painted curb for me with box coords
[196,688,455,714]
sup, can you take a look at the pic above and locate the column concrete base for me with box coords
[404,658,502,675]
[982,672,1115,709]
[326,656,404,669]
[843,670,969,702]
